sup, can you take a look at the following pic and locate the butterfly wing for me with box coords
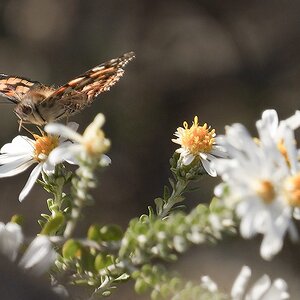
[41,51,135,118]
[0,74,42,103]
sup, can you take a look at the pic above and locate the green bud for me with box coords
[94,254,113,271]
[135,278,149,294]
[62,239,81,259]
[99,225,123,241]
[102,291,112,296]
[41,212,65,235]
[87,224,101,241]
[10,214,24,226]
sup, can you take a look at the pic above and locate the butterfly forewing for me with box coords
[41,51,135,119]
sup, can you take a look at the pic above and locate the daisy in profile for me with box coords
[0,123,78,202]
[172,116,226,177]
[213,109,300,260]
[45,113,111,167]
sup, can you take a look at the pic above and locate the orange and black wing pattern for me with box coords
[0,74,41,103]
[42,51,135,114]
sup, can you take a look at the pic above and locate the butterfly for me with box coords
[0,51,135,126]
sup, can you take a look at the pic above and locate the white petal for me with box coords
[260,231,283,261]
[0,222,23,261]
[19,164,42,202]
[210,147,228,158]
[100,154,111,166]
[181,153,195,165]
[284,110,300,130]
[201,276,218,292]
[261,279,290,300]
[282,125,298,173]
[0,158,34,177]
[231,266,251,300]
[1,136,34,154]
[45,123,83,143]
[201,158,217,177]
[0,153,32,164]
[258,109,279,139]
[293,208,300,220]
[59,122,79,142]
[19,235,57,276]
[48,144,81,165]
[245,275,270,300]
[42,160,55,174]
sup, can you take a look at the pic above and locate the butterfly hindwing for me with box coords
[0,74,41,103]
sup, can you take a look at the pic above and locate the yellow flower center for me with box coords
[283,173,300,207]
[33,134,59,162]
[181,116,215,154]
[255,180,275,204]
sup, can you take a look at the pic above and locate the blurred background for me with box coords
[0,0,299,298]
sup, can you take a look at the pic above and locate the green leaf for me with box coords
[147,206,155,219]
[41,212,65,235]
[62,239,81,259]
[154,198,164,215]
[163,185,170,200]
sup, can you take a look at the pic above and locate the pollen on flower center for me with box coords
[33,134,59,162]
[181,116,215,154]
[255,180,275,204]
[283,174,300,207]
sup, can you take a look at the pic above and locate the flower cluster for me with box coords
[213,109,300,259]
[0,108,296,299]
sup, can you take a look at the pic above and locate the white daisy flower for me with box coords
[231,266,289,300]
[19,235,57,276]
[45,113,111,166]
[214,120,298,260]
[256,109,300,143]
[0,222,23,261]
[0,122,79,202]
[172,116,227,177]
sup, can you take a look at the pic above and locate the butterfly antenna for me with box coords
[37,126,45,136]
[18,119,23,132]
[20,122,35,136]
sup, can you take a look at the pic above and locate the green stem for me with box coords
[160,180,188,218]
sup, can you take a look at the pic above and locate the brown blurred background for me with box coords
[0,0,299,299]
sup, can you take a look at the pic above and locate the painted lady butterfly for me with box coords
[0,51,135,126]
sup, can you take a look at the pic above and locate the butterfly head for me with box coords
[14,92,47,126]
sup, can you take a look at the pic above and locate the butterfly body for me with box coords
[0,52,135,126]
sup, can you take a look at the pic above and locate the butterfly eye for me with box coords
[21,105,33,116]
